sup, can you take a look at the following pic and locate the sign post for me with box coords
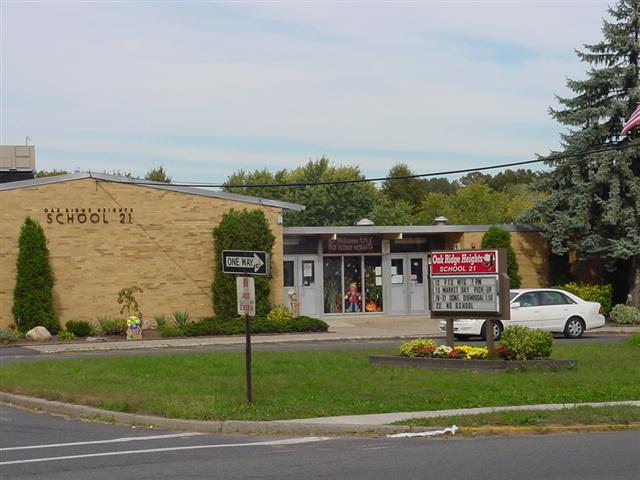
[223,250,269,404]
[429,249,510,349]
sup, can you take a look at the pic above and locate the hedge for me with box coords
[556,282,612,315]
[481,226,522,288]
[161,315,329,337]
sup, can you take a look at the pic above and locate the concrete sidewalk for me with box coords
[6,316,638,354]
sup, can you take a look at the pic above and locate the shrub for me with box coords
[481,226,522,288]
[501,326,553,360]
[154,314,167,329]
[65,320,94,337]
[610,304,640,325]
[12,217,60,334]
[57,330,76,340]
[212,209,275,318]
[172,315,329,337]
[96,316,127,336]
[0,329,22,344]
[159,324,185,337]
[173,311,191,327]
[628,332,640,348]
[266,305,292,323]
[557,282,612,315]
[400,338,438,357]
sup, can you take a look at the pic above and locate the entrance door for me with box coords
[389,256,407,314]
[283,258,296,307]
[408,256,428,314]
[298,256,318,316]
[388,255,428,315]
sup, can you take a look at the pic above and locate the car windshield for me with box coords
[509,292,519,301]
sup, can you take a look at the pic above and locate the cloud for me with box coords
[1,1,609,180]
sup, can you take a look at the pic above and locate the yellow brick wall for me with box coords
[0,178,284,328]
[446,231,549,288]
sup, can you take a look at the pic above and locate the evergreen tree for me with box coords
[212,209,275,318]
[481,226,522,288]
[523,1,640,304]
[144,166,172,183]
[12,217,60,333]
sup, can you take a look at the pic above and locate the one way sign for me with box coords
[222,250,270,276]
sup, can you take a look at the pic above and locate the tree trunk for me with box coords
[629,254,640,307]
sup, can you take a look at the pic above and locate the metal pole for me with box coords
[245,313,252,403]
[446,318,454,347]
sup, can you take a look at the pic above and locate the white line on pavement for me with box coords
[1,437,331,466]
[1,432,206,452]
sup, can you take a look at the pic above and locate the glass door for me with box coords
[408,256,428,314]
[299,256,318,316]
[389,256,406,314]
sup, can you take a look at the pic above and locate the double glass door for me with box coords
[283,256,318,316]
[388,254,428,315]
[322,256,383,314]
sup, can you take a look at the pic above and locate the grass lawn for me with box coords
[0,343,639,421]
[394,405,640,428]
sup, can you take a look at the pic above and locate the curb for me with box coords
[0,392,411,437]
[459,423,640,436]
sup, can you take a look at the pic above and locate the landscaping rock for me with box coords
[26,326,52,342]
[85,336,107,343]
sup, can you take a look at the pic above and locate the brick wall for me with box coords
[0,178,284,328]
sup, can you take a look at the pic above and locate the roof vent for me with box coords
[356,218,374,226]
[434,216,449,226]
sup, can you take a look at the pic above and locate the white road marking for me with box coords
[1,437,331,465]
[1,432,206,452]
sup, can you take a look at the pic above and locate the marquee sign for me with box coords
[429,249,510,319]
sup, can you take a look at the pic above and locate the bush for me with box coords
[173,311,191,327]
[12,217,60,334]
[154,314,167,329]
[167,315,329,337]
[212,209,275,318]
[0,329,22,344]
[501,326,553,360]
[400,338,438,357]
[481,226,522,288]
[96,316,127,336]
[266,305,292,323]
[65,320,94,337]
[57,330,76,340]
[610,304,640,324]
[557,282,612,315]
[628,332,640,348]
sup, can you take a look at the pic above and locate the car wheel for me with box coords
[454,334,470,341]
[480,321,503,341]
[564,317,585,339]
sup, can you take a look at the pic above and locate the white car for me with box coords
[438,288,605,340]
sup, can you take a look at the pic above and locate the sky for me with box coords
[1,1,610,183]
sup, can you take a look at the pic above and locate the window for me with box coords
[410,258,423,285]
[391,258,404,284]
[539,291,574,305]
[283,260,295,288]
[515,292,540,307]
[302,260,315,287]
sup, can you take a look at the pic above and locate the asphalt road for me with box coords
[1,404,638,480]
[0,335,630,365]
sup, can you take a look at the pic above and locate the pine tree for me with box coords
[144,166,172,183]
[12,217,60,333]
[523,0,640,304]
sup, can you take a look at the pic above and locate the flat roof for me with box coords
[284,224,544,235]
[0,172,305,211]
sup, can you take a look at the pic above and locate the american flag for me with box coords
[621,105,640,135]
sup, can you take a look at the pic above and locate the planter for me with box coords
[369,355,577,371]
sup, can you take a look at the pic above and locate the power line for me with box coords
[98,140,639,189]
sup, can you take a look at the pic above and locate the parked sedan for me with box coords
[438,288,605,341]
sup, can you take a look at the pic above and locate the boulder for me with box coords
[26,326,52,342]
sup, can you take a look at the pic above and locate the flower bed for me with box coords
[371,330,576,371]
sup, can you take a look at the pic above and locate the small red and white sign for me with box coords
[430,250,498,275]
[236,276,256,316]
